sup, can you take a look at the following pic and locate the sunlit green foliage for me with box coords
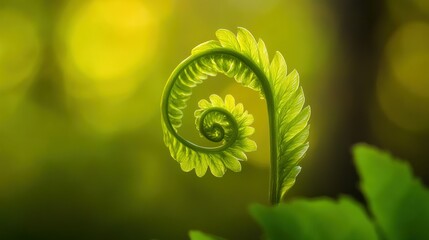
[251,197,378,240]
[191,144,429,240]
[354,144,429,240]
[189,231,226,240]
[161,28,310,203]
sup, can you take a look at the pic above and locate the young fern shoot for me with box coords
[161,28,310,204]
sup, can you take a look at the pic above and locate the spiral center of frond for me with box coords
[198,108,236,144]
[200,113,227,143]
[202,124,224,142]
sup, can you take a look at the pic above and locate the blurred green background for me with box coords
[1,0,428,239]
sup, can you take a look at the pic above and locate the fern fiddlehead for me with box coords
[161,28,310,204]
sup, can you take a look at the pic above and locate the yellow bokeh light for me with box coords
[67,0,158,81]
[0,9,41,126]
[376,69,429,132]
[56,0,162,134]
[377,21,429,132]
[0,9,40,92]
[386,22,429,98]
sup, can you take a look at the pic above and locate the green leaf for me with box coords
[189,230,226,240]
[257,39,270,74]
[250,197,379,240]
[269,51,287,86]
[236,27,259,61]
[353,144,429,240]
[216,29,240,51]
[192,40,222,55]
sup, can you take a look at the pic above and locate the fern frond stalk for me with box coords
[161,28,310,204]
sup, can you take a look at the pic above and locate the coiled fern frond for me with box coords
[161,28,310,204]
